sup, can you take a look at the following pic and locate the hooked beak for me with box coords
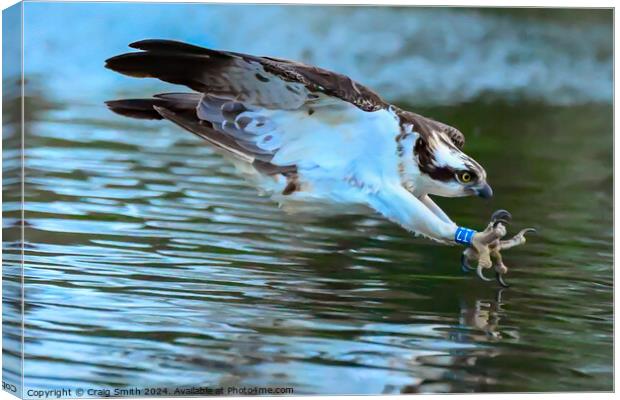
[475,183,493,199]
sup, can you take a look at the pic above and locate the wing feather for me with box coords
[105,39,387,112]
[106,40,464,191]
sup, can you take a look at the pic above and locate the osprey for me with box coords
[106,39,534,286]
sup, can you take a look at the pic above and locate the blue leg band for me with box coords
[455,227,476,246]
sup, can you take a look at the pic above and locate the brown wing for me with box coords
[255,56,387,112]
[105,39,388,112]
[394,108,466,149]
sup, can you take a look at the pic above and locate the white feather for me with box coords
[196,95,460,242]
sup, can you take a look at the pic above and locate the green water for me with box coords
[3,86,612,394]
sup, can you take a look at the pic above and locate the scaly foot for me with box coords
[461,210,536,287]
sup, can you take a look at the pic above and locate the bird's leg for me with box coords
[490,244,510,287]
[491,228,536,287]
[368,189,535,287]
[456,210,507,281]
[460,210,536,287]
[418,194,453,224]
[367,186,459,244]
[460,246,478,272]
[469,220,506,282]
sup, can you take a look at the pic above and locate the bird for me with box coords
[105,39,533,285]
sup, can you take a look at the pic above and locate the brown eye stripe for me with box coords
[413,133,459,182]
[429,166,457,181]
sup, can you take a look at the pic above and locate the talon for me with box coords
[493,259,508,275]
[499,226,537,251]
[491,209,512,226]
[496,272,510,288]
[476,264,493,282]
[460,253,475,272]
[518,228,537,236]
[463,210,534,287]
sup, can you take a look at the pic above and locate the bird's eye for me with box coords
[457,171,473,183]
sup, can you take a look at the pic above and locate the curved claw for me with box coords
[518,228,537,236]
[491,209,512,227]
[476,264,493,282]
[499,227,537,251]
[460,254,475,272]
[496,272,510,288]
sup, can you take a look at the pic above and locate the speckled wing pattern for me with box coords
[105,40,395,175]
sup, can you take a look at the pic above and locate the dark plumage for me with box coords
[105,39,387,111]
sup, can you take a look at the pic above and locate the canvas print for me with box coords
[2,1,613,397]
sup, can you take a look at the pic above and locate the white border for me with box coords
[0,1,615,400]
[0,0,617,7]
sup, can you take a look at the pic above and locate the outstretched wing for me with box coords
[105,39,401,187]
[105,39,388,112]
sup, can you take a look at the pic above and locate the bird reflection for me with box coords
[458,288,506,340]
[401,288,512,393]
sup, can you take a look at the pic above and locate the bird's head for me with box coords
[395,110,492,199]
[413,130,491,198]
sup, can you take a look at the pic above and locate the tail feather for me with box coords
[105,92,201,120]
[105,99,166,120]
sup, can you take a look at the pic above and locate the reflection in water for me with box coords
[397,289,511,393]
[459,289,506,341]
